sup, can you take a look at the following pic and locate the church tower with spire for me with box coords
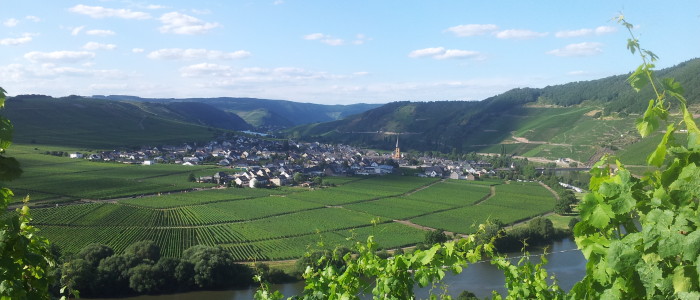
[393,135,401,160]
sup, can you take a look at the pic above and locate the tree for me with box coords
[528,217,554,240]
[128,264,161,294]
[125,240,160,263]
[76,243,114,267]
[456,290,479,300]
[60,259,94,296]
[187,172,196,182]
[154,257,182,293]
[93,254,139,296]
[424,229,449,245]
[554,190,577,215]
[293,172,305,184]
[0,86,58,299]
[182,245,253,289]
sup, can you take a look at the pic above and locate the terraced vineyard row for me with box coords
[24,177,556,261]
[409,182,557,234]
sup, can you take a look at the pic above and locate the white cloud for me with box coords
[3,18,19,27]
[158,12,220,34]
[0,63,125,80]
[322,38,344,46]
[303,33,326,40]
[83,42,116,51]
[273,0,285,5]
[0,33,34,46]
[71,26,85,36]
[303,33,349,46]
[24,51,95,63]
[409,47,447,58]
[69,5,151,19]
[190,9,212,15]
[25,16,41,22]
[180,63,234,77]
[555,26,618,38]
[434,49,481,60]
[147,48,250,60]
[352,34,371,45]
[555,28,592,38]
[446,24,499,37]
[132,48,145,53]
[146,5,166,10]
[547,42,603,57]
[86,29,116,36]
[495,29,548,39]
[594,26,617,35]
[409,47,481,60]
[182,64,345,84]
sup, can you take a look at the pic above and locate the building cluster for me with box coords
[68,135,401,188]
[418,159,495,180]
[67,135,506,187]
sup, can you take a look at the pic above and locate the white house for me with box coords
[69,152,83,159]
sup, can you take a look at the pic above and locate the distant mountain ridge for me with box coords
[91,95,382,129]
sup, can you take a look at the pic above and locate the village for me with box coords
[64,134,499,189]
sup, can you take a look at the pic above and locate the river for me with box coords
[91,238,585,299]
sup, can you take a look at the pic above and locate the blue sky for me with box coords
[1,1,698,104]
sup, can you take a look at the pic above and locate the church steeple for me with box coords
[393,135,401,160]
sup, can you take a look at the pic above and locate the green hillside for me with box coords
[4,95,243,148]
[288,58,700,164]
[93,95,382,129]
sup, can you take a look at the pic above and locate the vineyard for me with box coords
[4,146,557,261]
[11,177,557,261]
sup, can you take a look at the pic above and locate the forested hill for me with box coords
[537,58,700,114]
[286,58,700,161]
[3,95,251,148]
[92,95,382,129]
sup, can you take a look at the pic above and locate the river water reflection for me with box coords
[93,238,585,300]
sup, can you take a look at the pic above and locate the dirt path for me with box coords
[393,219,469,238]
[510,135,572,147]
[538,181,560,201]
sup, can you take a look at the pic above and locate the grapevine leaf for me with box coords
[636,261,663,298]
[683,231,700,261]
[627,65,648,91]
[669,163,700,202]
[662,77,685,96]
[575,233,609,259]
[678,292,700,300]
[0,156,22,181]
[0,86,6,108]
[647,124,674,167]
[636,100,658,137]
[682,105,700,133]
[626,38,639,55]
[673,266,695,294]
[643,49,659,62]
[0,117,12,152]
[589,202,614,229]
[421,246,439,266]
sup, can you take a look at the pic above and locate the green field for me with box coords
[4,150,558,261]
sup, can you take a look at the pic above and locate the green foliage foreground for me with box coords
[255,17,700,299]
[0,88,59,299]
